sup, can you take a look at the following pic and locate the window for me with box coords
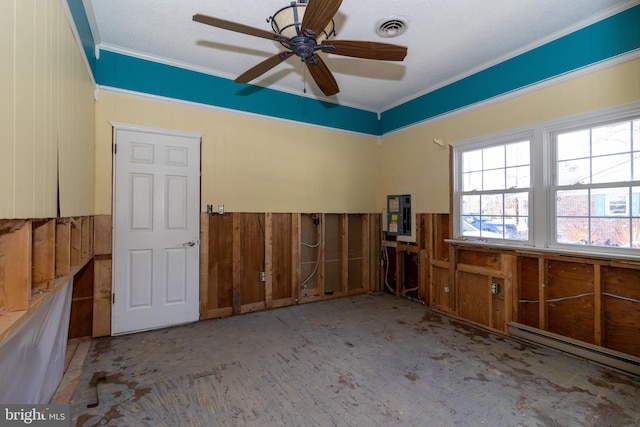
[452,102,640,256]
[458,138,531,241]
[553,118,640,248]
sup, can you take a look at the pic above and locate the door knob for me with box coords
[182,240,196,247]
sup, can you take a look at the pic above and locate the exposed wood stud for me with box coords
[0,220,32,311]
[232,212,241,315]
[199,213,209,320]
[55,220,71,277]
[32,219,56,290]
[291,213,301,302]
[341,214,348,295]
[265,212,273,310]
[539,258,547,331]
[594,264,602,346]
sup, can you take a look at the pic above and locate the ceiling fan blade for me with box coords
[321,40,407,61]
[193,14,288,42]
[234,52,294,84]
[306,54,339,96]
[301,0,342,39]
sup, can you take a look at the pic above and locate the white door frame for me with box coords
[110,122,203,335]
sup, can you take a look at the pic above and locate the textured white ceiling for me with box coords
[86,0,635,112]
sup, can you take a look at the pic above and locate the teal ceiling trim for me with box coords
[65,0,96,72]
[380,4,640,134]
[95,50,380,135]
[67,1,638,136]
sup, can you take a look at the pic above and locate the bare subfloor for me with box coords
[70,293,640,426]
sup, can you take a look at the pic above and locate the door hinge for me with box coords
[112,293,115,304]
[113,143,117,154]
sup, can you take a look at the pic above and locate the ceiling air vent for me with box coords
[376,17,408,38]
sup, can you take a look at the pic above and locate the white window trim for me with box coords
[451,100,640,258]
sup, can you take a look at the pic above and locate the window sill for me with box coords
[446,238,640,264]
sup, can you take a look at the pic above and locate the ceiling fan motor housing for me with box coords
[288,30,332,62]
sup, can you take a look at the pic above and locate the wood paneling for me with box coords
[546,261,595,344]
[1,217,94,344]
[323,214,344,294]
[517,257,539,328]
[69,260,94,339]
[93,255,112,337]
[602,266,640,356]
[458,271,490,327]
[271,214,293,301]
[0,220,31,311]
[200,212,379,318]
[32,219,55,290]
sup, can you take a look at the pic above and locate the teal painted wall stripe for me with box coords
[66,0,96,72]
[380,5,640,134]
[68,1,638,136]
[95,51,380,135]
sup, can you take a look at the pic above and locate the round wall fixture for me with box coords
[375,17,408,38]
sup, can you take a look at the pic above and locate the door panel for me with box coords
[112,126,201,335]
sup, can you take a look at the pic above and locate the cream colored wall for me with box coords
[378,58,640,213]
[0,0,95,219]
[94,91,380,214]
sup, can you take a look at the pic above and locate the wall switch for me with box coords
[491,282,500,294]
[259,272,266,282]
[218,204,224,215]
[444,286,450,293]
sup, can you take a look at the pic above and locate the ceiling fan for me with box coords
[193,0,408,96]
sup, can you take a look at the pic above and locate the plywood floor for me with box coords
[70,293,640,426]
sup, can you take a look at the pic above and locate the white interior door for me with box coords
[112,124,201,335]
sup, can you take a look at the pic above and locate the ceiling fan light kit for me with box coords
[269,1,336,43]
[193,0,407,97]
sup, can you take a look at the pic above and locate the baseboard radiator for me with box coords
[508,322,640,376]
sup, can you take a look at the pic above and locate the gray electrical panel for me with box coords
[387,194,411,236]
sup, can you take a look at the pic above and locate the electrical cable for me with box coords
[301,216,321,288]
[383,245,395,294]
[519,292,594,303]
[602,292,640,304]
[519,292,640,304]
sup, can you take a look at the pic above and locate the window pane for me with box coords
[557,217,588,244]
[506,165,530,188]
[557,129,590,161]
[506,141,530,167]
[462,171,482,191]
[483,169,505,190]
[592,121,631,156]
[633,152,640,181]
[591,217,630,247]
[480,217,505,239]
[591,187,630,217]
[633,187,640,217]
[504,192,527,216]
[557,189,589,217]
[634,121,640,152]
[483,145,505,170]
[461,195,480,215]
[462,149,482,173]
[481,194,503,216]
[632,218,640,248]
[509,217,528,240]
[591,153,631,183]
[557,158,590,185]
